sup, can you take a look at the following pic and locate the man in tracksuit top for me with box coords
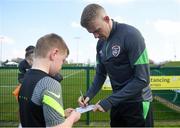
[78,4,153,127]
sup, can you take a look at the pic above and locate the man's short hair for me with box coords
[25,45,35,53]
[34,33,69,58]
[25,45,35,59]
[80,3,105,28]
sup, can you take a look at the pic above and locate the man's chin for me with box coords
[99,37,106,41]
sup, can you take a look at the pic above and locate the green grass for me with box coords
[0,67,180,127]
[152,99,180,120]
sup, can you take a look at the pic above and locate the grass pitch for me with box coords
[0,67,180,127]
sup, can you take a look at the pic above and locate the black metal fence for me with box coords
[0,66,180,126]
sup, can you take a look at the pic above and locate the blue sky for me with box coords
[0,0,180,64]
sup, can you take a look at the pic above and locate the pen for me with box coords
[80,90,86,106]
[80,90,84,101]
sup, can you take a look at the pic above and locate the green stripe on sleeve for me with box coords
[42,95,65,117]
[135,48,149,65]
[142,101,150,119]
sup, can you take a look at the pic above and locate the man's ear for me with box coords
[104,16,110,23]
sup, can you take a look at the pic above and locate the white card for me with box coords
[75,105,95,113]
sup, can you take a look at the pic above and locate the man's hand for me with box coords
[93,100,105,112]
[78,96,89,107]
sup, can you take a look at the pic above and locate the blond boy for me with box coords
[18,33,81,127]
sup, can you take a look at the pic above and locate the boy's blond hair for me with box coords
[34,33,69,58]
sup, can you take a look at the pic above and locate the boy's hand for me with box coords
[69,110,81,123]
[65,108,74,117]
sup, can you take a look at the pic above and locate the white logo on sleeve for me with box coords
[99,50,103,57]
[47,90,61,98]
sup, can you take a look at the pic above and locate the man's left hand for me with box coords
[93,101,105,112]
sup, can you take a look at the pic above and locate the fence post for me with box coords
[86,66,90,125]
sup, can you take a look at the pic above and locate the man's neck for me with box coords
[109,19,113,31]
[106,19,113,40]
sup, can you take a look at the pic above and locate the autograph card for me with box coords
[76,105,95,113]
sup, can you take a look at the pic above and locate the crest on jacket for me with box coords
[112,45,120,57]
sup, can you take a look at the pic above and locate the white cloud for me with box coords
[153,20,180,36]
[176,0,180,3]
[114,16,128,23]
[11,49,24,58]
[71,21,81,28]
[83,0,136,5]
[0,35,15,44]
[1,47,24,61]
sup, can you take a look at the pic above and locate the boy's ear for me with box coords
[49,49,58,61]
[49,51,54,61]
